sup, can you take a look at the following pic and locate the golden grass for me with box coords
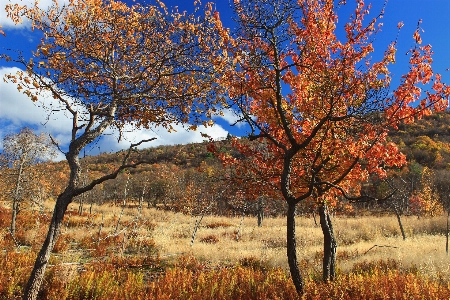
[149,209,450,282]
[12,200,450,276]
[1,200,450,298]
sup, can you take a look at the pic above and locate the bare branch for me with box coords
[49,134,65,155]
[74,138,156,196]
[318,180,397,203]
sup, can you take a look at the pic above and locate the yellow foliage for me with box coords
[410,167,444,217]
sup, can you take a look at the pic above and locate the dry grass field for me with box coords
[153,209,450,281]
[1,200,450,299]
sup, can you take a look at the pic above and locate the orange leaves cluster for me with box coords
[413,29,422,45]
[388,23,450,125]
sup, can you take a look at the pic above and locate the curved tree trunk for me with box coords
[319,204,337,282]
[23,140,83,299]
[22,125,147,299]
[23,192,72,300]
[287,202,304,295]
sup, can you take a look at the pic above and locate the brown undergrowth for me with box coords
[1,201,449,299]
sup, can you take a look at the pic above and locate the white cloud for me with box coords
[0,66,229,160]
[91,122,228,156]
[0,66,81,139]
[213,107,247,128]
[0,0,69,29]
[0,66,85,159]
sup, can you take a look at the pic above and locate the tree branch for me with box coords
[318,180,397,203]
[73,138,156,196]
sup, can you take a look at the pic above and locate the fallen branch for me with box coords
[363,244,399,255]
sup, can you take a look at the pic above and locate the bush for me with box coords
[199,235,219,244]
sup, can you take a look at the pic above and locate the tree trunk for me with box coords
[11,199,18,237]
[286,203,304,295]
[11,162,24,237]
[446,211,449,255]
[78,196,84,215]
[235,208,245,242]
[23,140,82,299]
[123,175,130,207]
[319,204,337,282]
[257,197,264,227]
[394,205,406,240]
[23,193,71,300]
[190,215,203,246]
[21,87,117,300]
[312,210,318,227]
[139,184,146,215]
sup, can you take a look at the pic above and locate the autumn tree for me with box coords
[210,0,450,294]
[409,166,443,217]
[382,175,411,240]
[371,161,423,240]
[0,127,56,238]
[2,0,227,298]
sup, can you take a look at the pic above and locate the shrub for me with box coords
[199,235,219,244]
[205,222,233,229]
[238,256,269,272]
[52,234,71,254]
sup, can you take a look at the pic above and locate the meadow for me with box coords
[1,200,450,299]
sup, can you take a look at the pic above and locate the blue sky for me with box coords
[1,0,449,160]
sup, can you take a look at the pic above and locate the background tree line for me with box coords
[4,111,450,221]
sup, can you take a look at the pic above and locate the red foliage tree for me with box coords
[211,0,450,295]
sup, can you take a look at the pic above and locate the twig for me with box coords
[97,213,104,245]
[363,244,399,255]
[190,199,214,247]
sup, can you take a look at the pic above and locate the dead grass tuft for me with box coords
[205,222,233,229]
[199,235,219,244]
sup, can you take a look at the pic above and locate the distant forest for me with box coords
[2,111,450,218]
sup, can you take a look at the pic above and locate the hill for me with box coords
[2,112,450,217]
[389,111,450,169]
